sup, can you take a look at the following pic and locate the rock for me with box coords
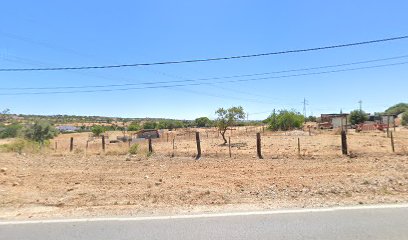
[12,182,19,186]
[56,202,65,207]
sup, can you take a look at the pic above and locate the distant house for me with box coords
[56,125,79,133]
[133,129,160,139]
[380,114,397,126]
[320,114,349,129]
[395,112,405,126]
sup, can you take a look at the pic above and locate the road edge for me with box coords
[1,203,408,225]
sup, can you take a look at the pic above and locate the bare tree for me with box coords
[0,109,10,123]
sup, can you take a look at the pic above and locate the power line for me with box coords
[1,60,408,95]
[170,87,274,105]
[1,35,407,72]
[2,54,408,91]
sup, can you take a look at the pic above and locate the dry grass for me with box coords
[50,127,408,158]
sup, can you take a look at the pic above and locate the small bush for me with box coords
[24,120,58,143]
[129,143,139,154]
[0,124,22,139]
[91,125,106,136]
[266,109,305,131]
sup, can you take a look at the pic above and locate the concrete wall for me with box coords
[332,117,346,128]
[381,116,395,125]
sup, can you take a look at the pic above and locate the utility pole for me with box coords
[302,98,309,118]
[358,100,362,112]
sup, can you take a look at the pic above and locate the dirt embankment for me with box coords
[1,149,407,220]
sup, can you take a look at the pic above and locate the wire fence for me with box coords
[51,127,408,158]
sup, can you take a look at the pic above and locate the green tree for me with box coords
[306,116,317,122]
[266,109,304,131]
[349,110,368,125]
[401,112,408,126]
[24,120,58,144]
[157,120,175,130]
[384,103,408,115]
[194,117,212,127]
[181,120,194,128]
[91,125,105,136]
[173,120,184,129]
[215,106,245,144]
[156,119,184,130]
[127,121,141,131]
[142,121,157,130]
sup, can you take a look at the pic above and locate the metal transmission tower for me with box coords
[358,100,363,111]
[302,98,309,118]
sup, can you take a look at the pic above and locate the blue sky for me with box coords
[0,1,407,120]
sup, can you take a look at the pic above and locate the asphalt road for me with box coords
[1,205,408,240]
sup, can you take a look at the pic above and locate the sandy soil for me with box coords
[1,128,408,220]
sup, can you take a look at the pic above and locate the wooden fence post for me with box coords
[387,116,390,138]
[55,141,58,151]
[195,132,201,160]
[393,119,396,132]
[102,135,106,152]
[70,137,74,152]
[308,127,311,136]
[172,137,175,157]
[256,133,263,159]
[166,132,169,142]
[297,138,301,156]
[341,130,348,155]
[148,138,153,153]
[391,131,395,153]
[228,137,232,158]
[86,140,89,151]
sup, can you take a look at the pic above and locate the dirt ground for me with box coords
[1,127,408,220]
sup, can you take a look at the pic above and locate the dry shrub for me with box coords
[129,143,139,155]
[0,138,43,154]
[73,148,84,154]
[105,149,128,156]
